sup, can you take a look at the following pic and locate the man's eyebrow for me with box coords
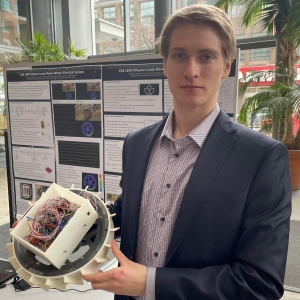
[169,47,219,55]
[169,47,186,53]
[197,48,219,55]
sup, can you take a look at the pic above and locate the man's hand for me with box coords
[83,240,147,296]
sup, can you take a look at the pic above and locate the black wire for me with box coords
[13,285,93,293]
[6,281,93,293]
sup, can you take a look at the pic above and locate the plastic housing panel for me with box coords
[10,182,98,269]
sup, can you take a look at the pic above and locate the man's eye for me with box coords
[203,55,213,60]
[174,53,185,59]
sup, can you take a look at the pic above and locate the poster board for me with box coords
[4,54,239,217]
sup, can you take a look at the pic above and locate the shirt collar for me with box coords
[160,104,220,148]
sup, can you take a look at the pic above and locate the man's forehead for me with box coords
[171,20,219,33]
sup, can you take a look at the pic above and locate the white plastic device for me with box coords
[7,183,118,291]
[10,182,98,269]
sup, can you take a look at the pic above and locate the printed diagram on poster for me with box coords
[9,101,54,147]
[12,146,55,182]
[104,140,124,173]
[55,137,102,194]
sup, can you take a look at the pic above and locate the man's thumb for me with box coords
[111,240,128,265]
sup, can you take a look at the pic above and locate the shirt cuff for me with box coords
[145,267,156,300]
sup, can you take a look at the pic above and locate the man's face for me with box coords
[164,22,231,112]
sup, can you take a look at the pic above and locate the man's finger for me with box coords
[83,270,112,283]
[111,240,129,265]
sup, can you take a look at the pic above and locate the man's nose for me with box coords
[183,59,199,79]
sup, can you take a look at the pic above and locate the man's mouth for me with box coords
[181,85,202,91]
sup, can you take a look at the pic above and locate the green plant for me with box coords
[8,31,86,63]
[215,0,300,70]
[215,0,300,143]
[238,64,300,149]
[3,32,86,119]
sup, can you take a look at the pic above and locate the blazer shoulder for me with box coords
[218,110,282,145]
[234,121,283,147]
[217,110,286,151]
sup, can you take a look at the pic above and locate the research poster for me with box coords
[5,57,238,214]
[102,63,166,201]
[6,66,104,214]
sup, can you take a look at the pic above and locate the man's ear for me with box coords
[222,59,232,79]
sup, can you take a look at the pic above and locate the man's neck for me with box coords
[172,105,216,140]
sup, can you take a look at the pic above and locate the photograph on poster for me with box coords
[20,182,33,200]
[76,82,101,100]
[62,83,75,91]
[75,104,101,121]
[52,83,76,100]
[15,179,52,214]
[53,104,102,138]
[35,184,50,201]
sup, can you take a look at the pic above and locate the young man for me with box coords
[84,4,291,300]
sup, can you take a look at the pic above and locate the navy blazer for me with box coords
[110,109,292,300]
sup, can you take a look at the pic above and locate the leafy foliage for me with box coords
[215,0,300,147]
[8,31,86,63]
[3,32,87,118]
[238,64,300,149]
[215,0,300,69]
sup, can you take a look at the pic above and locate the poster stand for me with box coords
[3,53,239,223]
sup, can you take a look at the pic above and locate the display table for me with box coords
[0,280,114,300]
[0,258,117,300]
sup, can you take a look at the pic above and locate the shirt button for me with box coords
[175,153,179,157]
[154,252,158,257]
[160,217,165,222]
[166,183,171,188]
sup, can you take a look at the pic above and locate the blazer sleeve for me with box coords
[155,142,292,300]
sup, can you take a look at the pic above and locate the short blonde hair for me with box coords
[156,4,236,62]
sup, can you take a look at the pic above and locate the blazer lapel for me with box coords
[165,111,238,265]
